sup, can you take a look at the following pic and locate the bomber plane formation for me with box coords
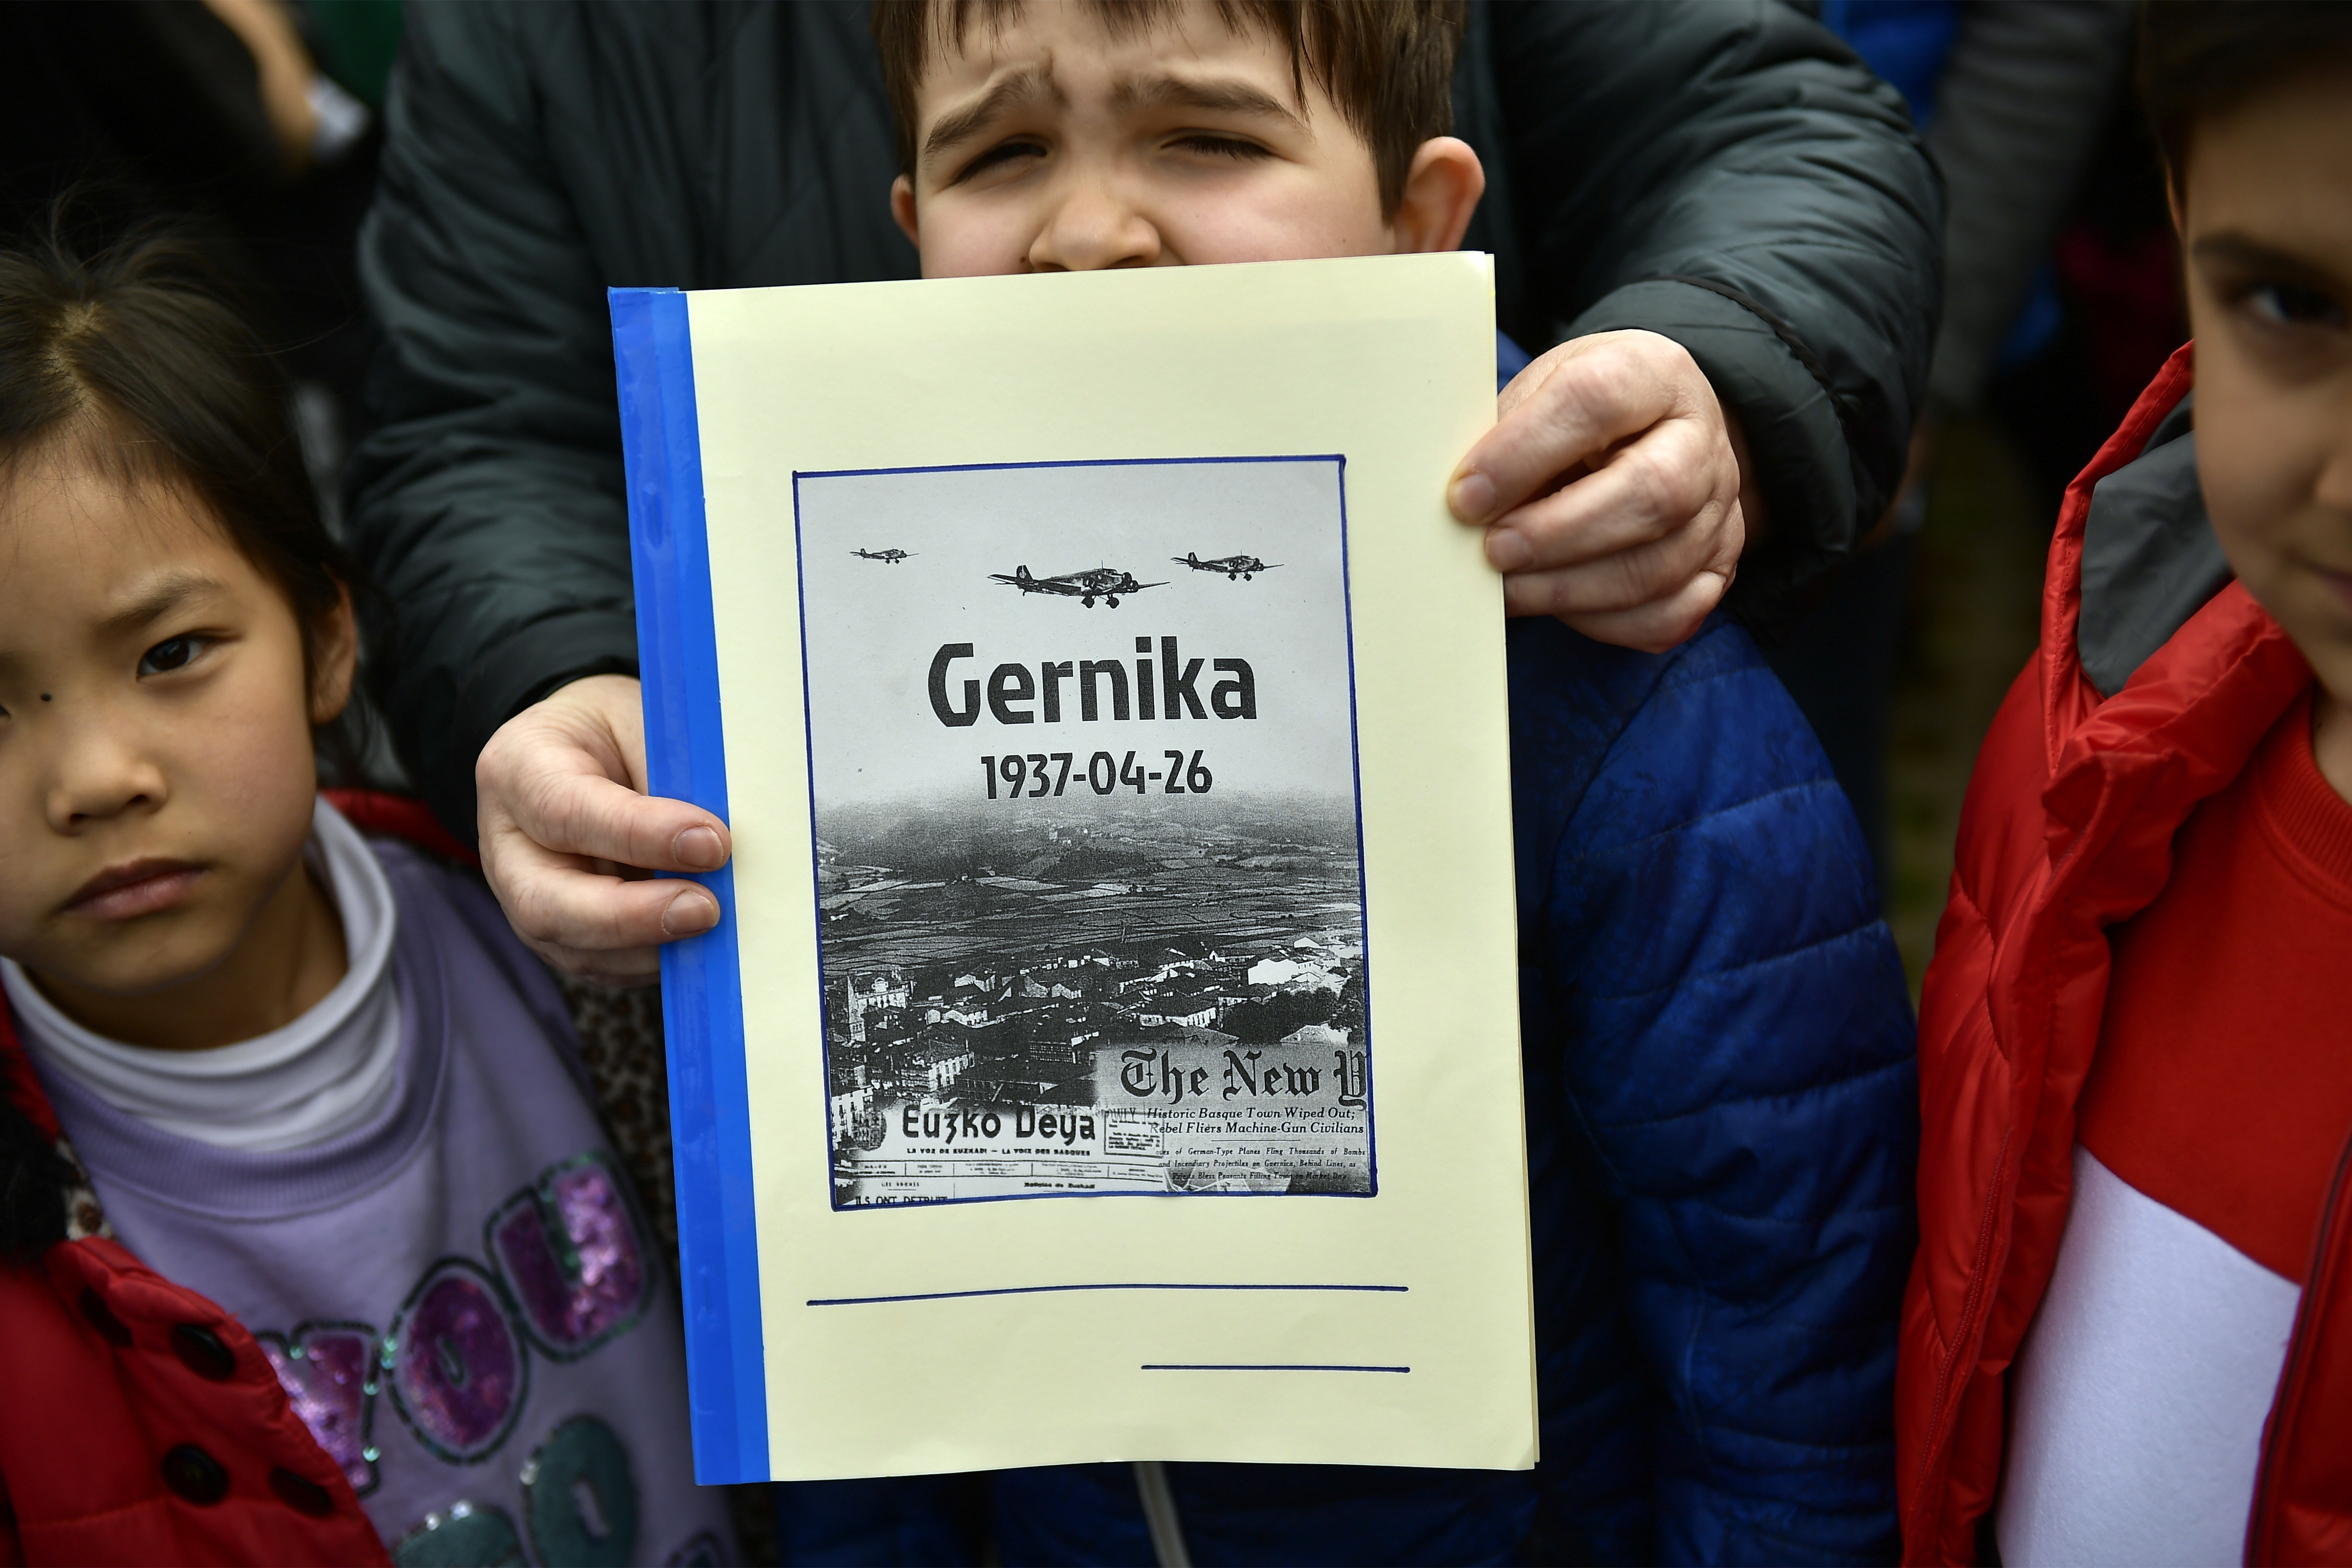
[850,548,1278,609]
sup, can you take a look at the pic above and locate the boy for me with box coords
[826,3,1919,1562]
[1899,5,2352,1564]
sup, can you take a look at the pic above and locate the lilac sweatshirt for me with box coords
[27,836,734,1565]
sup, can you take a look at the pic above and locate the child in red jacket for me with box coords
[1898,5,2352,1563]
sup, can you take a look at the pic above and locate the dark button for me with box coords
[171,1323,236,1380]
[268,1466,335,1517]
[160,1444,228,1506]
[78,1287,131,1346]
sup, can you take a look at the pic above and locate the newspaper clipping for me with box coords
[793,457,1374,1207]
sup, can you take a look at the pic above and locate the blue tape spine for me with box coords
[609,286,768,1482]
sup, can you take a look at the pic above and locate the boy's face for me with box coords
[0,462,348,999]
[2181,65,2352,700]
[892,0,1480,276]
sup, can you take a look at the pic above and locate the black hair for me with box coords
[0,1100,71,1269]
[2140,1,2352,180]
[0,201,366,767]
[0,1099,73,1266]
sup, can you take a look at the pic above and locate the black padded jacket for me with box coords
[347,0,1942,840]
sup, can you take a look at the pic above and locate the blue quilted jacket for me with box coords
[776,345,1919,1566]
[779,613,1918,1566]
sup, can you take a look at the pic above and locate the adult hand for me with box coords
[1449,329,1761,653]
[475,674,731,984]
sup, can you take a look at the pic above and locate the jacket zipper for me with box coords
[2243,1125,2352,1562]
[1915,613,2162,1557]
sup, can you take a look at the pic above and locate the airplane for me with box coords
[1173,551,1281,580]
[852,548,914,563]
[988,564,1166,608]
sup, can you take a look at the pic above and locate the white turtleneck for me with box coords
[3,798,403,1152]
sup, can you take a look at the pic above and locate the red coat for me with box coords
[0,794,466,1567]
[1898,346,2352,1564]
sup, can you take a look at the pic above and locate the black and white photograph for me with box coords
[792,457,1375,1207]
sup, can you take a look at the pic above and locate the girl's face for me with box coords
[0,457,352,1002]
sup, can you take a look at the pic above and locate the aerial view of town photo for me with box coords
[817,792,1373,1207]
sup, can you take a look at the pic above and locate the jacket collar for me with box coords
[2034,344,2311,915]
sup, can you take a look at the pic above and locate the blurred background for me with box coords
[1792,0,2185,994]
[0,0,2192,998]
[0,0,400,535]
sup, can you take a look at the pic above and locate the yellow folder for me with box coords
[615,251,1534,1482]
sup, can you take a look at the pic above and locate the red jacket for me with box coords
[1898,347,2352,1564]
[0,794,466,1567]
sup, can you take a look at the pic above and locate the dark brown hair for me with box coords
[2139,1,2352,181]
[871,0,1466,214]
[0,209,356,705]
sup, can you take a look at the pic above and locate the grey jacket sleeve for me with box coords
[1925,0,2136,415]
[346,1,911,841]
[345,5,640,840]
[1466,0,1944,632]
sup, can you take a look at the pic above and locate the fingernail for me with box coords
[675,825,726,869]
[662,889,719,937]
[1486,528,1531,571]
[1450,471,1496,522]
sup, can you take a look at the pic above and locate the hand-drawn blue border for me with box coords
[790,454,1376,1212]
[809,1281,1406,1307]
[1141,1364,1410,1373]
[609,287,767,1484]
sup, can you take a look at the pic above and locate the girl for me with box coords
[0,221,732,1565]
